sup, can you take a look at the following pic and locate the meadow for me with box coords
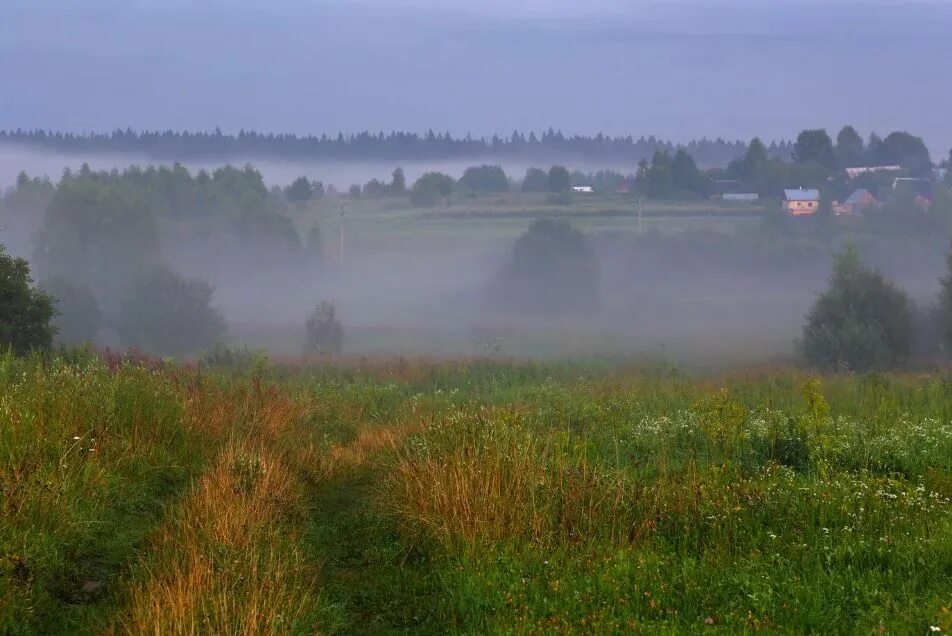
[1,352,950,634]
[292,193,762,253]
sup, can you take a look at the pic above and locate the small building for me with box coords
[914,195,932,211]
[783,188,820,215]
[572,186,594,194]
[722,193,760,202]
[845,165,901,180]
[833,188,878,215]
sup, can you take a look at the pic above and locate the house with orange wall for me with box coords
[783,189,820,215]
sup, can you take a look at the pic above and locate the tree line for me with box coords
[0,128,782,165]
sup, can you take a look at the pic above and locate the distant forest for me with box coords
[0,128,793,166]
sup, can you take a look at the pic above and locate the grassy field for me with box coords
[2,353,950,634]
[291,194,763,251]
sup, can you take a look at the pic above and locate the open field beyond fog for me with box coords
[2,354,950,634]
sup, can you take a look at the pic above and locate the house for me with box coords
[572,186,594,194]
[783,188,820,215]
[833,188,878,215]
[893,177,933,197]
[845,165,901,180]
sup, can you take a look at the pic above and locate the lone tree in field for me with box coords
[304,301,343,354]
[501,219,599,313]
[0,246,55,354]
[117,268,226,356]
[800,245,913,371]
[40,276,101,346]
[286,176,315,203]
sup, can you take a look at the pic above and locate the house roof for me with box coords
[845,188,876,205]
[784,189,820,202]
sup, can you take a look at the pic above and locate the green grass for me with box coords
[1,355,951,633]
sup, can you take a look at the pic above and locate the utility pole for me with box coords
[339,205,346,271]
[637,198,644,233]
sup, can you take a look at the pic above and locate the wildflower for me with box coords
[704,617,716,625]
[73,436,81,440]
[929,627,941,633]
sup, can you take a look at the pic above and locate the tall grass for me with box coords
[2,355,951,633]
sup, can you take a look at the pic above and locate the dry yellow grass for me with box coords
[114,383,324,635]
[118,441,319,635]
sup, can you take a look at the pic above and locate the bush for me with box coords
[0,245,55,354]
[40,276,101,346]
[117,268,226,356]
[499,219,599,313]
[304,301,343,354]
[800,245,912,370]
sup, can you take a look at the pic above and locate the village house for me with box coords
[783,188,820,215]
[832,188,878,215]
[845,165,901,180]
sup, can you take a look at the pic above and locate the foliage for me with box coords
[937,245,952,355]
[409,172,454,207]
[391,167,406,193]
[547,166,571,193]
[286,176,317,202]
[793,128,836,168]
[35,174,161,306]
[458,164,509,193]
[835,125,865,167]
[0,127,758,166]
[304,300,343,354]
[0,245,55,354]
[874,131,933,177]
[521,167,549,193]
[116,268,226,356]
[40,276,101,346]
[501,219,599,312]
[800,245,913,370]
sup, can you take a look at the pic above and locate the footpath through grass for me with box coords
[1,356,951,633]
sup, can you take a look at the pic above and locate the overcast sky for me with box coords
[1,0,950,153]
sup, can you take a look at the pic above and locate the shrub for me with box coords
[499,219,599,313]
[40,276,101,346]
[117,268,226,356]
[0,245,55,354]
[304,301,343,354]
[800,245,912,370]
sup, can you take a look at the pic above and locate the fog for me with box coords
[4,142,948,367]
[2,0,950,364]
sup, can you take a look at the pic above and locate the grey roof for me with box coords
[784,189,820,202]
[845,188,874,205]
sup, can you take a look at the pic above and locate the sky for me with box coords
[1,0,951,154]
